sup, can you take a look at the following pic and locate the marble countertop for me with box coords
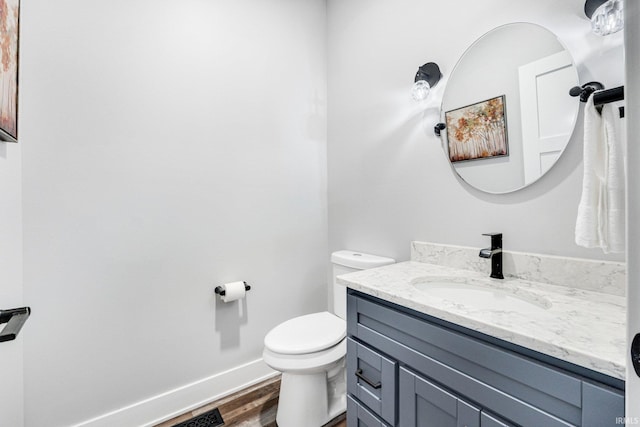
[338,261,626,380]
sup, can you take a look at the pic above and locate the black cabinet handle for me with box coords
[0,307,31,343]
[355,369,381,389]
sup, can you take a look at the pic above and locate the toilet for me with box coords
[263,250,395,427]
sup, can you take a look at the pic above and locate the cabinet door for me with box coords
[399,367,480,427]
[481,412,515,427]
[581,381,625,427]
[347,395,390,427]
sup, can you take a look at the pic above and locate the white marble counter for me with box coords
[337,260,626,380]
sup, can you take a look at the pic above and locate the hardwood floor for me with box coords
[155,375,347,427]
[155,376,280,427]
[324,414,347,427]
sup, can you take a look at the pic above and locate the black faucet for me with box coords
[479,233,503,279]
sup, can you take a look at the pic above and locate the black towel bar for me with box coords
[569,82,624,117]
[592,86,624,106]
[569,82,624,106]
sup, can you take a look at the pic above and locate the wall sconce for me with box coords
[411,62,442,102]
[585,0,623,36]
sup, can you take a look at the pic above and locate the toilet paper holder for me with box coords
[214,281,251,296]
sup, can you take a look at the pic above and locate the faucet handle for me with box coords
[482,233,502,249]
[482,232,502,237]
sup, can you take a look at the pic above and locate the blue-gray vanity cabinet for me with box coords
[398,366,518,427]
[347,395,391,427]
[399,367,482,427]
[347,338,396,425]
[581,381,625,426]
[481,412,514,427]
[346,290,624,427]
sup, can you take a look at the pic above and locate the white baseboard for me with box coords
[72,358,277,427]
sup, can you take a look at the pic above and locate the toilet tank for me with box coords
[331,250,395,319]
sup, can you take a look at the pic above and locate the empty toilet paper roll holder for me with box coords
[214,281,251,296]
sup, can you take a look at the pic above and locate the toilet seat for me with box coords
[264,311,346,355]
[263,338,346,373]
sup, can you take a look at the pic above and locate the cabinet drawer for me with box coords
[347,395,391,427]
[347,337,397,425]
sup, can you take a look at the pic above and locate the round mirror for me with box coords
[441,23,580,194]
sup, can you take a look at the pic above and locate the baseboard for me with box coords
[71,358,277,427]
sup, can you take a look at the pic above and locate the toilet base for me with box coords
[275,361,346,427]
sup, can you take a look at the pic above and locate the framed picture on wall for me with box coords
[445,95,508,163]
[0,0,19,143]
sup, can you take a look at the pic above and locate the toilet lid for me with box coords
[264,312,346,355]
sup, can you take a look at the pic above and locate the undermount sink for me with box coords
[410,276,552,313]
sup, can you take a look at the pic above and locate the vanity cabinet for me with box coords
[346,290,624,427]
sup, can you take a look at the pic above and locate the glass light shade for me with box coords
[411,80,431,101]
[591,0,623,36]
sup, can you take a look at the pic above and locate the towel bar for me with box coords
[570,82,624,117]
[569,82,624,106]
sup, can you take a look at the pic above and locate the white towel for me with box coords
[575,94,625,253]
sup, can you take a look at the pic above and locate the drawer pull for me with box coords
[355,369,381,389]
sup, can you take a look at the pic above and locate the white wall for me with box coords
[20,1,327,426]
[0,141,23,426]
[327,0,625,263]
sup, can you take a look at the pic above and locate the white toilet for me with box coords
[263,250,395,427]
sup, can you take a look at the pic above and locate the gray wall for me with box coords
[327,0,625,263]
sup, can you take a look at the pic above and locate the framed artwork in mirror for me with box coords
[445,95,508,163]
[0,0,19,143]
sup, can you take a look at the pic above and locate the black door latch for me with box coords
[0,307,31,343]
[632,333,640,378]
